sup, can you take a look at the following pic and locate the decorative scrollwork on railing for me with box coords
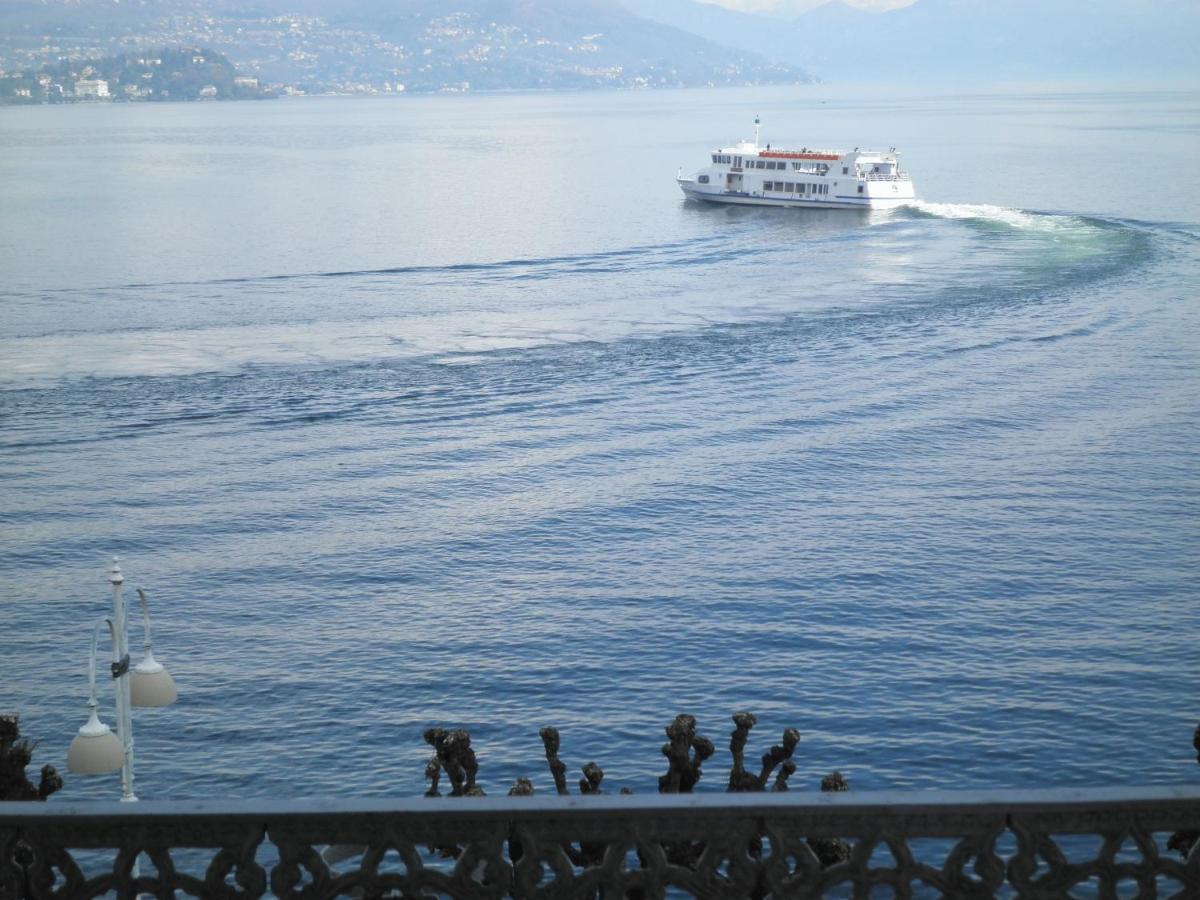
[271,814,515,899]
[2,788,1199,899]
[3,813,268,899]
[1007,809,1200,899]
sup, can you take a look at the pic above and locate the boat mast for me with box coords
[754,115,761,149]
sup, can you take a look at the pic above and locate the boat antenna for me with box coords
[754,114,761,149]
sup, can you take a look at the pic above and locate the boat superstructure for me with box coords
[677,118,915,210]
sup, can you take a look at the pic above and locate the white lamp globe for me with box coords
[67,708,124,774]
[130,650,177,708]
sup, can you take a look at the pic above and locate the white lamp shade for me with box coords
[68,710,124,774]
[131,652,177,707]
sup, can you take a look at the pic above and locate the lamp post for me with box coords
[66,558,177,800]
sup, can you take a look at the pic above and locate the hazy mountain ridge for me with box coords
[630,0,1200,84]
[0,0,813,94]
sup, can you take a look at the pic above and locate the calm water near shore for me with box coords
[1,86,1198,801]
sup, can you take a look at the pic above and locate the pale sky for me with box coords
[693,0,918,13]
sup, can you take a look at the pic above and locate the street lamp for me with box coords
[66,557,177,800]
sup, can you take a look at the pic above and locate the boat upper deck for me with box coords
[758,149,842,161]
[706,142,907,180]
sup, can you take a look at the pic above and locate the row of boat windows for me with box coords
[711,155,832,174]
[711,155,789,171]
[764,181,830,195]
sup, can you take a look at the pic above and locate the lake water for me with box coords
[1,86,1198,803]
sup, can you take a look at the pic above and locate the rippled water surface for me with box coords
[1,87,1198,801]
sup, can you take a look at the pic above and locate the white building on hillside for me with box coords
[74,79,110,98]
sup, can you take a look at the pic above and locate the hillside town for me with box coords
[0,47,272,104]
[0,1,806,104]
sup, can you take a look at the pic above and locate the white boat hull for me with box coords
[679,180,912,211]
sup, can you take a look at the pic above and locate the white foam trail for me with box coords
[0,260,894,388]
[0,307,727,388]
[906,200,1049,230]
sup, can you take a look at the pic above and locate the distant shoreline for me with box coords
[4,80,1198,113]
[0,78,826,109]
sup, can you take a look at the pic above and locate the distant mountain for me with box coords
[0,0,813,94]
[629,0,1200,84]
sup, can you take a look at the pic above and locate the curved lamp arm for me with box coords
[85,618,103,711]
[135,588,154,656]
[68,618,124,776]
[130,587,177,708]
[85,617,121,706]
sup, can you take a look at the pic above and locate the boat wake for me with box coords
[0,200,1155,391]
[903,200,1058,230]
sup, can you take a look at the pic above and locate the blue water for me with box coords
[1,87,1198,803]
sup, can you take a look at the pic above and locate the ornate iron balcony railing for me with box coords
[3,786,1199,898]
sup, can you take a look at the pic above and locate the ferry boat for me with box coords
[677,117,915,210]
